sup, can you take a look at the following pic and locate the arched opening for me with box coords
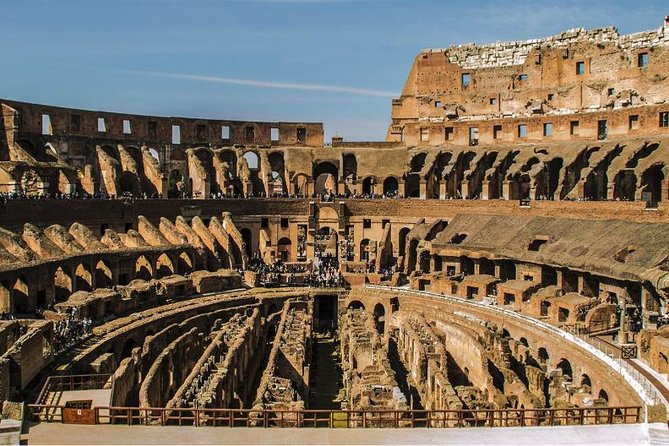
[519,337,529,347]
[118,171,140,196]
[640,163,664,204]
[240,228,253,258]
[407,239,419,272]
[541,265,558,286]
[580,374,592,389]
[19,169,45,197]
[277,237,292,262]
[315,227,338,260]
[347,300,365,311]
[460,257,475,275]
[177,252,193,275]
[156,254,174,279]
[268,152,287,196]
[499,260,516,281]
[95,260,113,289]
[556,358,573,379]
[243,151,259,169]
[613,170,636,201]
[598,389,609,402]
[383,177,399,197]
[313,161,339,196]
[342,154,357,195]
[54,266,73,303]
[398,227,411,257]
[242,151,263,195]
[12,276,30,313]
[360,238,370,262]
[135,256,153,281]
[74,263,93,292]
[404,174,420,198]
[538,347,549,364]
[168,170,184,198]
[361,177,376,195]
[373,303,385,335]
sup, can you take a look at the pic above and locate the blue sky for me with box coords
[2,0,667,141]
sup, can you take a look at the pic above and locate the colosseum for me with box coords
[0,15,668,446]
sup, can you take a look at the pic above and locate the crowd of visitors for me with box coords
[52,307,93,353]
[247,256,345,288]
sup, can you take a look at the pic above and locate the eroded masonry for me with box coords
[0,17,668,435]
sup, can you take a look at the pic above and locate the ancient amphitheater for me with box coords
[0,16,668,446]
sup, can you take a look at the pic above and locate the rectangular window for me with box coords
[97,117,106,133]
[660,112,669,128]
[628,115,639,130]
[261,218,269,228]
[148,121,157,137]
[518,74,528,81]
[382,219,390,228]
[280,217,288,228]
[469,127,478,146]
[462,73,471,87]
[171,125,181,144]
[41,114,52,135]
[638,52,648,68]
[245,126,255,142]
[570,120,579,135]
[221,125,230,139]
[576,61,585,75]
[123,119,132,135]
[196,124,206,140]
[70,114,80,132]
[297,127,307,143]
[489,97,497,105]
[434,101,442,108]
[518,124,527,138]
[543,122,553,136]
[444,127,454,141]
[363,219,372,229]
[597,120,608,140]
[420,128,429,142]
[270,127,280,142]
[493,125,502,139]
[547,93,555,101]
[607,88,615,96]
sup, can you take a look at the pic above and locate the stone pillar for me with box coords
[577,275,585,295]
[575,181,585,200]
[338,180,346,196]
[419,180,427,199]
[494,264,501,279]
[606,182,615,201]
[481,181,491,200]
[502,181,512,200]
[474,260,480,275]
[461,180,470,199]
[399,180,405,198]
[439,181,447,200]
[556,269,564,289]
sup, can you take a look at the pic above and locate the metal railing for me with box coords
[28,405,641,428]
[35,374,113,406]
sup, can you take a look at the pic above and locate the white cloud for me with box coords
[122,70,398,98]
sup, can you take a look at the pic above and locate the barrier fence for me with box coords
[28,405,641,428]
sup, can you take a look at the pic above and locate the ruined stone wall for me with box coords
[390,18,669,144]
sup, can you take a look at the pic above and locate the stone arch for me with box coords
[613,170,636,201]
[19,169,45,197]
[342,153,357,194]
[242,151,263,195]
[398,227,411,257]
[277,237,292,262]
[383,176,399,197]
[640,163,664,203]
[135,255,153,281]
[268,152,287,196]
[95,260,113,289]
[519,337,529,347]
[405,152,424,197]
[347,300,365,311]
[0,280,11,313]
[313,161,338,196]
[373,303,385,335]
[292,173,309,197]
[556,358,573,379]
[74,263,93,292]
[598,388,608,402]
[580,373,592,389]
[538,347,549,364]
[177,252,193,275]
[361,176,377,195]
[54,266,73,303]
[156,253,175,279]
[13,276,30,313]
[315,226,338,259]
